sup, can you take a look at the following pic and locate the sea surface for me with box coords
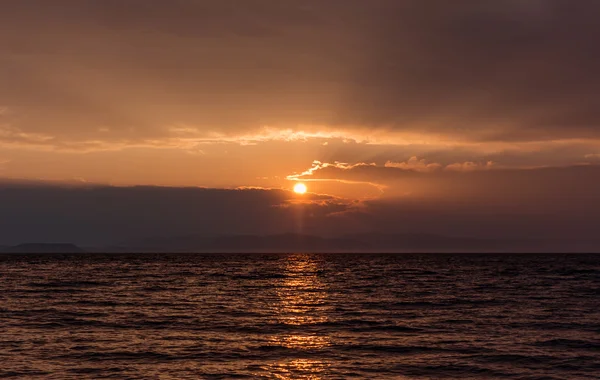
[1,253,599,379]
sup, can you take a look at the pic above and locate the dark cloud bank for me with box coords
[2,164,600,249]
[0,182,346,246]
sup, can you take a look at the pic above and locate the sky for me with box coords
[2,1,600,245]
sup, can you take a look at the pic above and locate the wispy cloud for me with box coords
[286,161,386,193]
[293,157,497,180]
[287,161,377,179]
[444,161,495,172]
[384,157,442,172]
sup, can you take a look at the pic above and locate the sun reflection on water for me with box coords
[269,359,329,380]
[265,254,332,378]
[273,254,330,327]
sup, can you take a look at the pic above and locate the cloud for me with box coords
[0,158,10,169]
[341,194,600,240]
[444,161,495,172]
[288,160,376,179]
[0,125,55,146]
[290,160,600,201]
[293,157,496,181]
[1,0,599,153]
[3,0,600,196]
[384,157,442,172]
[286,161,386,194]
[0,182,352,245]
[337,0,600,143]
[383,157,494,173]
[2,172,600,244]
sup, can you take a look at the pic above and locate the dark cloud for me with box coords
[0,183,350,245]
[337,0,600,141]
[343,196,599,240]
[2,173,599,245]
[2,0,599,147]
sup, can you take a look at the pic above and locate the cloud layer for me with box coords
[2,0,600,149]
[290,159,600,202]
[0,182,352,245]
[2,0,600,214]
[2,169,600,246]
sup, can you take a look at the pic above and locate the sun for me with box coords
[293,183,307,194]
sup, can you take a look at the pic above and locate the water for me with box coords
[1,253,599,379]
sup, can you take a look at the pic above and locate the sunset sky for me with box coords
[2,1,600,245]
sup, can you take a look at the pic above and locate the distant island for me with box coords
[2,243,86,254]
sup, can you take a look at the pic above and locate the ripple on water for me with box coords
[0,253,599,379]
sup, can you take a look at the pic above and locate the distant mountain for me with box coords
[2,243,86,254]
[101,233,583,253]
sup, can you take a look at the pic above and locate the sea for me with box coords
[0,253,599,379]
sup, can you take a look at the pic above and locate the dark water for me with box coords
[1,253,599,379]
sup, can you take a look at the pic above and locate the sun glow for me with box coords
[293,183,307,194]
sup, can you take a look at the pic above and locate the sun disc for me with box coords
[293,183,307,194]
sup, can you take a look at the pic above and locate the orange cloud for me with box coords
[295,158,497,180]
[384,157,442,172]
[445,161,495,172]
[287,160,377,180]
[385,157,496,173]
